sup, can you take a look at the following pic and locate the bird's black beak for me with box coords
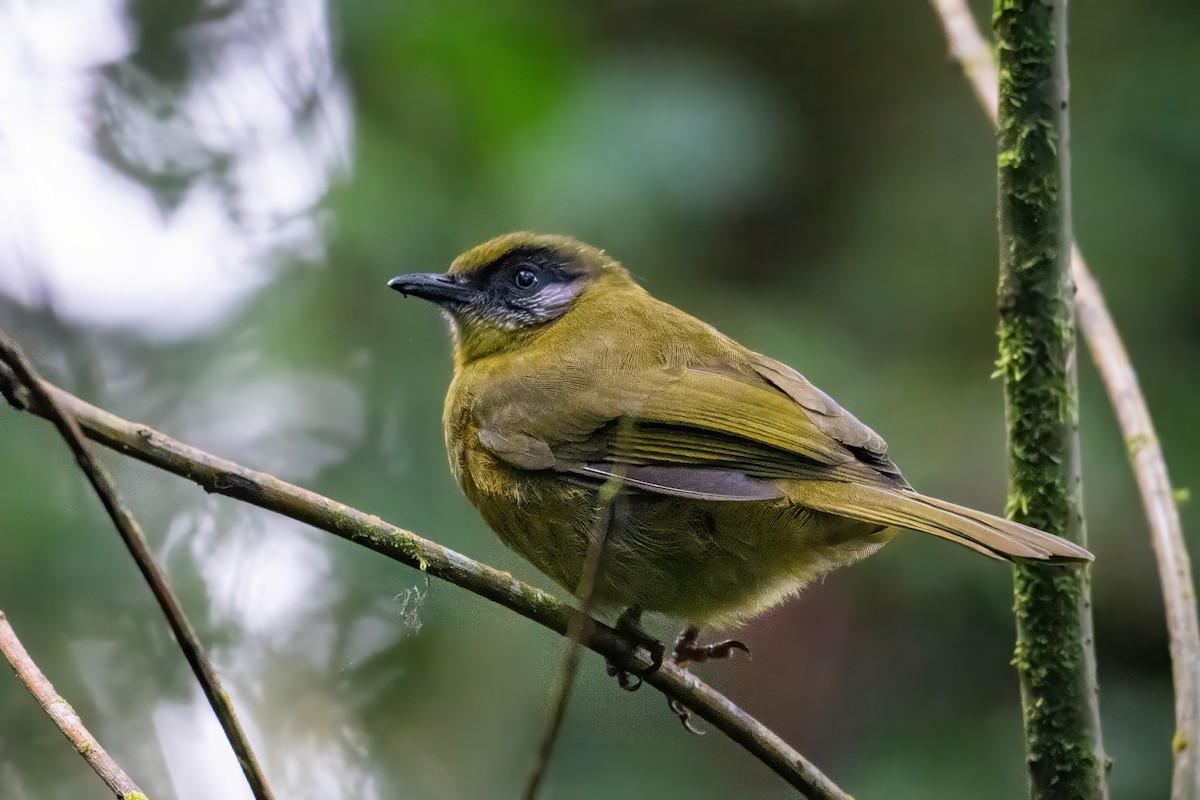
[387,273,478,307]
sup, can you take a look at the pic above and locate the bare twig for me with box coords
[931,2,1199,796]
[0,359,850,800]
[931,0,998,122]
[0,334,275,800]
[524,606,589,800]
[0,610,148,799]
[1075,255,1200,797]
[526,469,625,800]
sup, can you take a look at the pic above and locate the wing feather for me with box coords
[475,360,905,494]
[465,330,1093,563]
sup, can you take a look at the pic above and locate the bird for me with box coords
[387,232,1093,676]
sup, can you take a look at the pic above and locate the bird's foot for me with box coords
[671,627,751,668]
[606,660,646,691]
[663,627,750,734]
[604,606,664,692]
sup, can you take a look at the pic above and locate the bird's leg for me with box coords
[604,606,664,692]
[666,626,751,734]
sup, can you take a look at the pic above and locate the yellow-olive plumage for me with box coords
[389,233,1092,629]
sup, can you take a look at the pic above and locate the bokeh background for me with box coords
[1,0,1196,797]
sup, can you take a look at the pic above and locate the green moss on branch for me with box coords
[994,0,1107,797]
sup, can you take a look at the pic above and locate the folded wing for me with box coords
[473,354,1093,562]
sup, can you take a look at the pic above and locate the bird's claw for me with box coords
[605,618,744,733]
[672,628,751,667]
[606,659,644,691]
[660,626,750,734]
[668,697,706,735]
[605,606,664,692]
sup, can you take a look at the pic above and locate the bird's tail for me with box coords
[796,481,1094,562]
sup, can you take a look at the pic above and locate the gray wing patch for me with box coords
[577,464,784,502]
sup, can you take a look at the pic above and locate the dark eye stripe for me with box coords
[474,246,578,286]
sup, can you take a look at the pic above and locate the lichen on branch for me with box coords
[993,0,1107,797]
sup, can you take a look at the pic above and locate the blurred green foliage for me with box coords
[1,0,1197,798]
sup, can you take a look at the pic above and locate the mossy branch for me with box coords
[992,0,1108,797]
[0,349,850,800]
[932,1,1199,797]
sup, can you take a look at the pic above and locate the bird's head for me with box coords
[388,232,630,363]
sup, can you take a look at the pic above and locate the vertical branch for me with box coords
[993,0,1107,797]
[525,467,625,799]
[931,2,1199,796]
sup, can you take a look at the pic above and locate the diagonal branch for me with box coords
[931,2,1199,797]
[0,610,149,800]
[0,350,850,800]
[0,333,275,800]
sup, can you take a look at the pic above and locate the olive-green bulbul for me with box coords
[388,232,1092,663]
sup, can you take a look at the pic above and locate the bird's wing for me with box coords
[475,357,904,499]
[472,357,1095,562]
[747,351,907,484]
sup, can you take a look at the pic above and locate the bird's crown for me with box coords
[446,232,609,278]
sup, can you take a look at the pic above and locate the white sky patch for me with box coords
[153,684,383,800]
[192,518,336,645]
[0,0,350,337]
[173,366,366,479]
[153,695,257,800]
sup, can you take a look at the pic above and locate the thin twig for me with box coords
[931,2,1199,797]
[1075,254,1200,796]
[0,358,850,800]
[931,0,998,122]
[524,610,589,800]
[0,333,275,800]
[526,469,624,799]
[0,610,149,799]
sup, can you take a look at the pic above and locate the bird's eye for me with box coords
[514,268,538,289]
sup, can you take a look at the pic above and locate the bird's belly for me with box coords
[599,496,894,627]
[456,447,892,627]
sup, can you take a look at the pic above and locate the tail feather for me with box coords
[797,481,1094,563]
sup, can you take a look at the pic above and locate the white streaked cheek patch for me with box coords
[525,281,583,321]
[456,278,585,330]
